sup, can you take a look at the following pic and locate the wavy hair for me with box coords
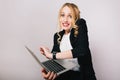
[57,3,80,44]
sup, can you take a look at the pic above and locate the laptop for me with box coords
[25,46,78,75]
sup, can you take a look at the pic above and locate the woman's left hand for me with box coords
[40,46,52,59]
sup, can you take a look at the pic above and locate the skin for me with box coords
[40,6,74,80]
[60,6,72,34]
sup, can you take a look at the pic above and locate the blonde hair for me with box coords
[57,3,80,44]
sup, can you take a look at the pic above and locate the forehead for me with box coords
[61,6,72,14]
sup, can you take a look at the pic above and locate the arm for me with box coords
[71,18,90,58]
[40,32,73,59]
[40,47,72,59]
[54,19,90,59]
[40,19,89,59]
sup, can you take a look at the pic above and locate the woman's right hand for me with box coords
[40,46,52,59]
[41,68,57,80]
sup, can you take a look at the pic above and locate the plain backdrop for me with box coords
[0,0,120,80]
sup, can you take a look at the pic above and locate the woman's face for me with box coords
[60,6,72,33]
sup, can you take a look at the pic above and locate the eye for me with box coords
[60,14,65,17]
[68,15,72,18]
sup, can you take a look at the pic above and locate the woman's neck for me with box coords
[65,30,70,35]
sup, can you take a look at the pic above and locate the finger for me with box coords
[48,72,54,80]
[40,47,47,53]
[40,50,44,54]
[41,68,47,74]
[40,48,46,56]
[41,68,44,72]
[41,47,49,52]
[52,73,57,80]
[40,47,44,53]
[40,48,48,55]
[41,68,49,79]
[45,47,49,51]
[43,71,51,79]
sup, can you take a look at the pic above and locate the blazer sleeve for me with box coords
[51,33,60,53]
[71,19,90,58]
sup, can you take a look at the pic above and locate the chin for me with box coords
[63,28,71,31]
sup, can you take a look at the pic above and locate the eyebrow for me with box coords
[60,12,72,15]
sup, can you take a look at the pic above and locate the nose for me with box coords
[64,16,68,22]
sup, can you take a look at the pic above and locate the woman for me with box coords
[40,3,97,80]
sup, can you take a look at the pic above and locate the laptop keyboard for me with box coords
[42,60,66,73]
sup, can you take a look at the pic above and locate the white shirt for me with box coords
[60,33,79,71]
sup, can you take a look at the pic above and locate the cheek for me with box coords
[59,19,63,26]
[67,20,72,27]
[69,19,72,24]
[59,18,63,22]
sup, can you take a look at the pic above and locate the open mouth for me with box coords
[62,23,70,27]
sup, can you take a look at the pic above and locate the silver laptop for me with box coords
[25,46,77,75]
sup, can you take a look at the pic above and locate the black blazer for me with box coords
[52,18,96,80]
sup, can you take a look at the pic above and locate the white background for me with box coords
[0,0,120,80]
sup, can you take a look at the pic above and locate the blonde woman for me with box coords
[40,3,97,80]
